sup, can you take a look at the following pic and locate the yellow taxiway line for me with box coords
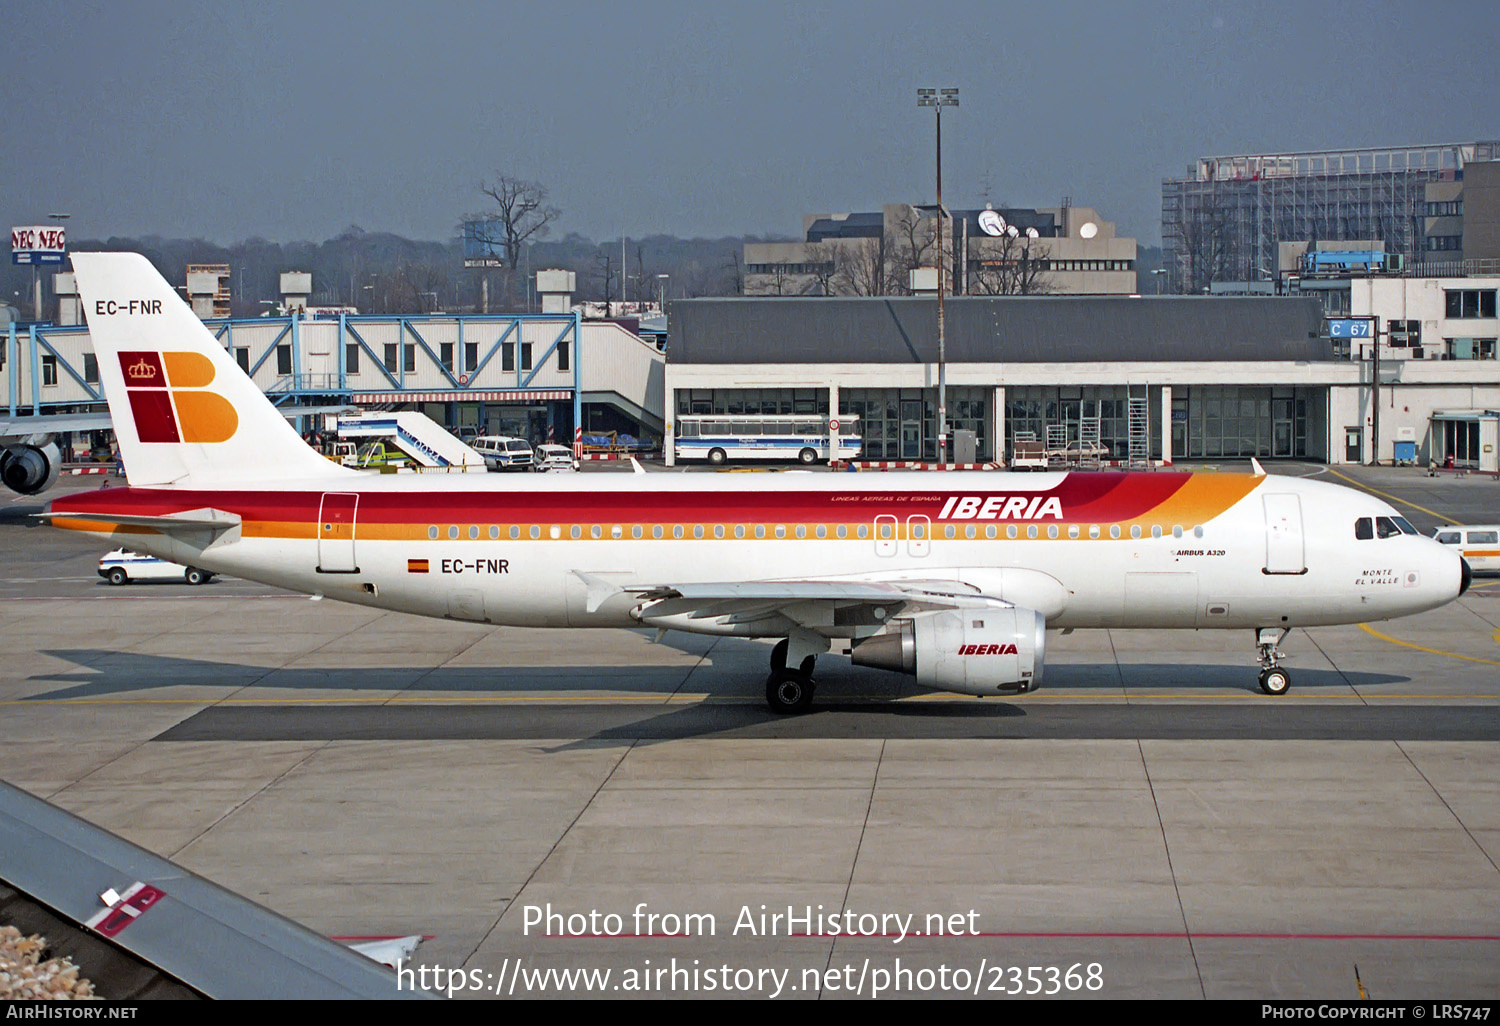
[1358,622,1500,667]
[1325,468,1450,521]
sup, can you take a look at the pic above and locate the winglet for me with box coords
[1250,458,1266,476]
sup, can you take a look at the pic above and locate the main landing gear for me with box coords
[765,637,822,715]
[1256,627,1292,695]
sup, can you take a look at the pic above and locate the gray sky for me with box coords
[7,0,1497,246]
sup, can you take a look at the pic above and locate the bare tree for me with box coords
[723,251,745,296]
[463,174,562,309]
[1175,187,1235,293]
[592,250,619,315]
[802,242,839,296]
[749,262,800,296]
[384,260,449,314]
[833,236,892,296]
[969,233,1054,295]
[886,205,938,294]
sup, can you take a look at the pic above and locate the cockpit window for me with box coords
[1355,517,1373,540]
[1375,516,1403,539]
[1392,517,1419,536]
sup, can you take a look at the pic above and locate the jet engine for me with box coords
[1,442,61,496]
[851,607,1045,695]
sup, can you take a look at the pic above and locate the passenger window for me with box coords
[1355,518,1374,540]
[1375,517,1402,539]
[1436,532,1461,545]
[1469,531,1498,545]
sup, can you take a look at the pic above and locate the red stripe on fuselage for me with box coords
[48,473,1197,526]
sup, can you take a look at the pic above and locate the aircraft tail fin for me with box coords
[69,253,352,487]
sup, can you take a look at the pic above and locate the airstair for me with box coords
[336,412,485,469]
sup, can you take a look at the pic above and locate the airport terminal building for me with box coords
[664,292,1500,471]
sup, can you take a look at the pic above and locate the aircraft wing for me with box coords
[0,412,113,439]
[621,577,1008,627]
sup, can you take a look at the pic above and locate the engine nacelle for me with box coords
[851,608,1045,695]
[1,442,61,496]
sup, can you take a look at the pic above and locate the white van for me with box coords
[533,443,579,472]
[1432,525,1500,572]
[470,435,534,472]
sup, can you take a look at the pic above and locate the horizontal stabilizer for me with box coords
[39,506,242,534]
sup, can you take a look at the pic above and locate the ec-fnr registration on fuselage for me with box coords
[45,253,1472,713]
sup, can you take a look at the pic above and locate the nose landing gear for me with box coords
[1256,627,1292,695]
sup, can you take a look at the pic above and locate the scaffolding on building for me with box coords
[1126,389,1151,468]
[1161,141,1500,293]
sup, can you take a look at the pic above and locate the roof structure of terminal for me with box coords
[668,295,1330,365]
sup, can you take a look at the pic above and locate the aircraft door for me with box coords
[317,492,359,573]
[1263,493,1306,574]
[907,515,930,557]
[874,515,897,557]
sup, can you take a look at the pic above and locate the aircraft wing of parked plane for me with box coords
[43,253,1472,712]
[0,412,114,497]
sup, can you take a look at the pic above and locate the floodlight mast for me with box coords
[918,87,958,462]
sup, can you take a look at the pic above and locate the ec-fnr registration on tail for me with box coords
[47,254,1473,712]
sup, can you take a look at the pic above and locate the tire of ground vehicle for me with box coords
[707,448,727,465]
[798,447,817,465]
[107,567,128,586]
[185,568,209,586]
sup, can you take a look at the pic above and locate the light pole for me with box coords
[36,213,69,320]
[918,87,958,461]
[657,273,669,310]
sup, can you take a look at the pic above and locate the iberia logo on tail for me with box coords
[120,351,238,443]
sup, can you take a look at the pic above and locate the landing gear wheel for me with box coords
[766,670,815,714]
[1258,667,1291,696]
[770,638,788,672]
[107,568,128,586]
[798,447,817,465]
[707,448,727,465]
[185,568,208,586]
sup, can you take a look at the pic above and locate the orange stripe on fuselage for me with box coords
[1132,473,1263,529]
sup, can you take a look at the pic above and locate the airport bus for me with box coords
[673,414,861,465]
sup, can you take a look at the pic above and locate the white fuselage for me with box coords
[60,470,1466,638]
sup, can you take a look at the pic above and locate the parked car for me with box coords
[1048,440,1111,461]
[471,435,534,471]
[98,549,214,586]
[533,444,579,472]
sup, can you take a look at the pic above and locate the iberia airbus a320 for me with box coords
[45,254,1471,712]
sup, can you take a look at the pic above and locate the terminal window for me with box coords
[1445,289,1496,319]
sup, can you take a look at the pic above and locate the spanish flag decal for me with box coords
[407,559,430,574]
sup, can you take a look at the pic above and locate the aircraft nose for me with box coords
[1460,557,1472,596]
